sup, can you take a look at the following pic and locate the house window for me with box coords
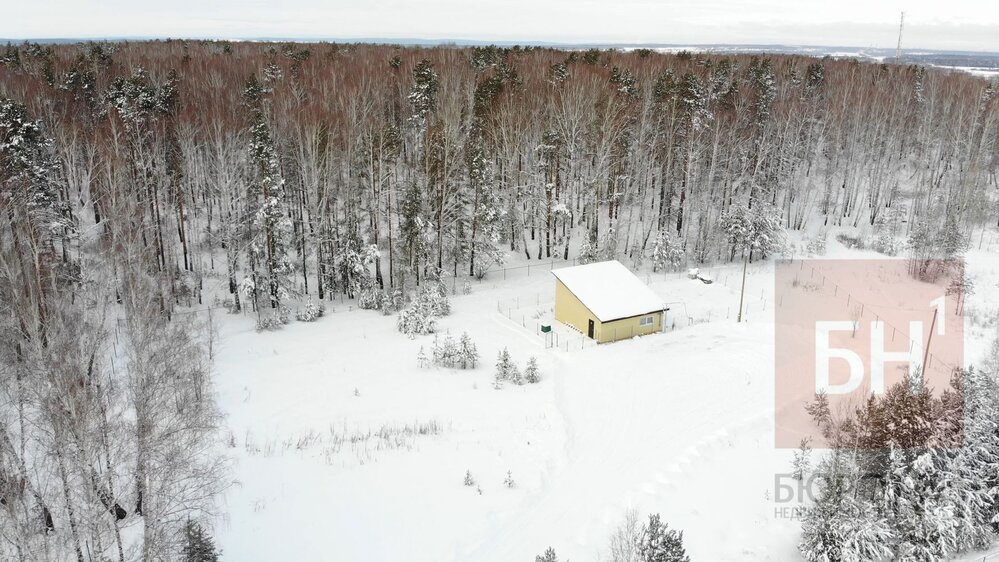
[640,315,654,326]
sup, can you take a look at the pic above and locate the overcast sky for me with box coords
[5,0,999,52]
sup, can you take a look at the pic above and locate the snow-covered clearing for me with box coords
[212,231,999,561]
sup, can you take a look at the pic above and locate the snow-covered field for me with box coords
[211,230,999,562]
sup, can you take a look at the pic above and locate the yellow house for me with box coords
[552,260,665,343]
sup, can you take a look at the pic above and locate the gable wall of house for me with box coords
[554,279,599,336]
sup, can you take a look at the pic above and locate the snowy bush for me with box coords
[805,232,827,256]
[383,289,405,315]
[358,287,387,310]
[295,300,325,322]
[872,230,901,256]
[464,470,475,487]
[397,301,437,338]
[397,281,452,338]
[431,334,459,367]
[427,332,478,369]
[834,232,867,250]
[255,311,285,332]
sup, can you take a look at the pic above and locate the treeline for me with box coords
[2,40,997,320]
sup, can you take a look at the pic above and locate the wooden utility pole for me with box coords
[921,307,938,381]
[737,251,749,322]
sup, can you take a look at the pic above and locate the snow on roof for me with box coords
[552,260,665,322]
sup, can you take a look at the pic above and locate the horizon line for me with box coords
[2,36,998,57]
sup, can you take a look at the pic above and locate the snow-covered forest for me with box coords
[2,39,999,561]
[2,41,997,314]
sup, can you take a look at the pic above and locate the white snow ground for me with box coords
[211,228,999,562]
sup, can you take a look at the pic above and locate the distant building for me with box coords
[551,260,665,343]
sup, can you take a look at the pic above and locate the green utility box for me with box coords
[541,325,551,333]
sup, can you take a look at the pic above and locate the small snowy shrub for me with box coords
[428,333,478,369]
[295,300,325,322]
[397,299,437,338]
[431,334,461,367]
[464,470,475,487]
[255,312,283,332]
[357,287,387,310]
[278,305,291,325]
[835,232,867,250]
[504,470,515,488]
[382,289,405,316]
[397,282,451,337]
[872,230,901,256]
[806,232,827,256]
[461,280,472,295]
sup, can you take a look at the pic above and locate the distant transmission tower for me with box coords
[895,11,905,64]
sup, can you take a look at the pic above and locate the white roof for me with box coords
[552,260,665,322]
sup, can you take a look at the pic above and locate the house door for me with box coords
[587,319,595,339]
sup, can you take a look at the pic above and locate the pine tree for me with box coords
[459,332,479,369]
[578,235,600,264]
[535,547,559,562]
[409,59,439,126]
[495,348,513,387]
[791,437,811,481]
[651,231,684,272]
[524,357,540,383]
[638,514,690,562]
[799,454,894,562]
[181,520,221,562]
[243,75,293,312]
[509,363,523,385]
